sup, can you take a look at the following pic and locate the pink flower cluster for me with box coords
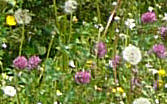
[13,55,41,69]
[75,71,91,84]
[141,12,157,23]
[13,56,28,69]
[153,44,166,58]
[160,27,167,38]
[97,42,107,57]
[27,56,41,70]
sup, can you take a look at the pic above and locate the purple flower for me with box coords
[97,42,107,57]
[160,27,167,38]
[153,44,166,58]
[75,71,91,84]
[27,55,41,70]
[13,56,28,69]
[141,12,157,23]
[109,55,121,68]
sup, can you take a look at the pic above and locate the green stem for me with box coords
[96,0,101,23]
[129,66,133,104]
[46,35,55,60]
[69,13,73,43]
[14,70,21,104]
[19,23,25,56]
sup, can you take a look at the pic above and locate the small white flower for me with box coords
[112,1,117,6]
[54,102,61,104]
[37,102,42,104]
[108,60,113,68]
[148,69,158,75]
[165,83,167,88]
[2,43,7,48]
[123,44,142,65]
[162,13,167,21]
[114,16,120,21]
[115,28,119,33]
[155,4,161,9]
[99,25,104,33]
[148,6,154,12]
[125,19,135,29]
[3,86,16,97]
[82,21,86,25]
[133,97,151,104]
[69,60,75,68]
[119,101,124,104]
[64,0,77,14]
[154,35,158,39]
[155,99,159,104]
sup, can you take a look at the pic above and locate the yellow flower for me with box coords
[6,15,16,26]
[159,69,166,77]
[56,90,62,96]
[158,80,163,87]
[117,87,124,93]
[112,88,116,93]
[125,63,131,68]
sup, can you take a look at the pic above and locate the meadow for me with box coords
[0,0,167,104]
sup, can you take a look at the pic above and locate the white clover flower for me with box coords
[115,28,119,33]
[133,97,151,104]
[14,9,32,24]
[64,0,77,14]
[3,86,16,97]
[69,60,75,68]
[155,99,159,104]
[123,44,141,65]
[162,13,167,21]
[165,83,167,88]
[125,19,135,29]
[112,1,117,6]
[148,6,154,12]
[114,16,120,21]
[2,43,7,49]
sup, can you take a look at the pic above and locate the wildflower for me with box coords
[6,15,16,26]
[14,9,32,24]
[114,16,120,21]
[72,16,78,23]
[148,69,158,75]
[125,19,135,29]
[75,71,91,84]
[132,97,151,104]
[141,12,157,23]
[64,0,77,14]
[96,42,107,57]
[160,26,167,38]
[153,44,166,58]
[162,13,167,21]
[123,44,142,65]
[109,55,121,68]
[158,80,163,87]
[2,43,7,49]
[13,56,28,69]
[148,6,154,12]
[3,86,16,97]
[112,88,116,93]
[69,60,75,68]
[116,87,124,93]
[27,55,41,70]
[56,90,63,96]
[165,83,167,88]
[112,1,117,6]
[159,69,166,77]
[155,99,159,104]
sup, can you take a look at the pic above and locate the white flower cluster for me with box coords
[64,0,77,14]
[123,44,142,65]
[133,97,151,104]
